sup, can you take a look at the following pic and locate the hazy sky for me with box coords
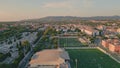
[0,0,120,21]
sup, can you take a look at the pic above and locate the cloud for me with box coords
[41,1,73,8]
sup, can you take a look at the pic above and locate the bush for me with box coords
[0,53,11,62]
[0,64,12,68]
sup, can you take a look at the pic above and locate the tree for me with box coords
[8,39,12,44]
[21,40,30,55]
[37,31,43,37]
[33,43,45,52]
[75,28,81,32]
[0,53,11,62]
[0,64,13,68]
[90,37,96,43]
[51,38,58,48]
[116,34,120,39]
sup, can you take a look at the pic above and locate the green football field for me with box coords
[59,38,88,47]
[66,49,120,68]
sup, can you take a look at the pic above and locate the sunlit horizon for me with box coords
[0,0,120,21]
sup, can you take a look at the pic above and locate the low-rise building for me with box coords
[0,28,7,32]
[101,40,109,48]
[97,25,106,31]
[80,26,100,36]
[101,39,120,53]
[28,48,70,68]
[108,39,120,53]
[117,28,120,34]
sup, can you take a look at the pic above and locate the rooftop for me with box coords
[29,48,70,68]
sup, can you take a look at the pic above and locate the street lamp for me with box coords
[64,43,66,48]
[75,59,77,68]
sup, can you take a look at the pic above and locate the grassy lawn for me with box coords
[67,49,120,68]
[59,38,88,47]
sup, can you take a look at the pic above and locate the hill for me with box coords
[18,16,120,23]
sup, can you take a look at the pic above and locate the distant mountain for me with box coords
[0,21,16,24]
[19,16,120,23]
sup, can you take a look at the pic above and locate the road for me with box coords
[18,36,42,68]
[64,47,97,49]
[18,50,34,68]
